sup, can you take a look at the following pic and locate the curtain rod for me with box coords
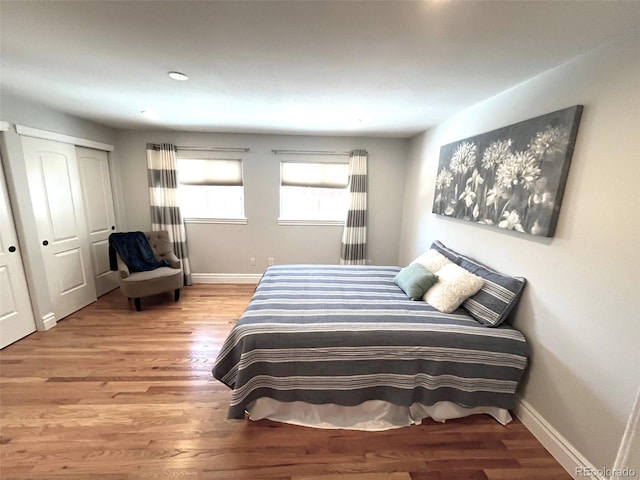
[271,149,351,156]
[176,146,250,153]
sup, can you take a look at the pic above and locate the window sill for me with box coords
[184,217,248,225]
[278,219,344,226]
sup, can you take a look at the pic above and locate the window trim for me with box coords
[277,218,344,227]
[184,217,248,225]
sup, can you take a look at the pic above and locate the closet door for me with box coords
[0,156,37,349]
[21,137,97,320]
[76,147,118,297]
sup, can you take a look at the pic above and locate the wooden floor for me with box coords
[0,284,571,480]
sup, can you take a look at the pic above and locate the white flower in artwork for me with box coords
[499,210,525,232]
[531,189,554,207]
[435,168,453,190]
[450,142,477,175]
[530,125,570,159]
[495,150,541,190]
[531,220,543,236]
[466,168,484,190]
[519,154,542,190]
[459,185,476,208]
[496,161,516,189]
[482,139,513,169]
[485,185,508,208]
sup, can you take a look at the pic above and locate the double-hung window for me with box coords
[176,155,246,223]
[279,160,350,224]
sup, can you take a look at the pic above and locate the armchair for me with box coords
[111,231,184,311]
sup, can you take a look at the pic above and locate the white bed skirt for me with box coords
[246,398,512,431]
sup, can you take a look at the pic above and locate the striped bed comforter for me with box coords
[212,264,528,419]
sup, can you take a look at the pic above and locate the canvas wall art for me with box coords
[432,105,583,237]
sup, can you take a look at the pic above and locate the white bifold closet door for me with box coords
[21,137,97,321]
[76,147,118,297]
[0,155,37,349]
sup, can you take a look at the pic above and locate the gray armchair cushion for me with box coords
[116,254,131,279]
[146,231,181,268]
[120,266,183,299]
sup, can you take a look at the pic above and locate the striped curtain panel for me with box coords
[340,149,368,265]
[146,143,192,285]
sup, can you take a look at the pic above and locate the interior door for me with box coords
[76,147,118,297]
[0,155,37,349]
[21,137,97,320]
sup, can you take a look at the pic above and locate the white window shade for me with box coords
[177,158,243,186]
[281,162,349,189]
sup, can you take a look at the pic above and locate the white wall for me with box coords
[115,130,407,276]
[399,28,640,472]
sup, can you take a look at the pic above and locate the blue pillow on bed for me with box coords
[431,241,526,327]
[430,240,461,263]
[394,263,438,301]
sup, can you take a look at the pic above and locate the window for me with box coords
[279,161,350,224]
[176,157,245,222]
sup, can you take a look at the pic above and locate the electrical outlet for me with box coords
[268,257,274,266]
[250,257,256,266]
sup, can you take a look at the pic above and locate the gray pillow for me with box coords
[431,241,526,327]
[394,263,439,300]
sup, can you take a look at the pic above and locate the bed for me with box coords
[213,244,528,430]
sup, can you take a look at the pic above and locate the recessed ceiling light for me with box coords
[141,109,160,119]
[168,71,189,81]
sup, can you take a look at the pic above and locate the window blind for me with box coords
[177,158,243,186]
[281,162,349,189]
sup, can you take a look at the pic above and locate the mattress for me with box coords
[213,264,528,420]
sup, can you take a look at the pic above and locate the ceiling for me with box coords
[2,1,639,138]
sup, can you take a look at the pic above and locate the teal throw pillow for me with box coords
[394,263,438,300]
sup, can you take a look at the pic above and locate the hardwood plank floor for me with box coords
[0,285,571,480]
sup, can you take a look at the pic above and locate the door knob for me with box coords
[42,240,49,246]
[8,246,16,252]
[111,226,116,230]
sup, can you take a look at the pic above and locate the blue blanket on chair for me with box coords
[108,231,168,273]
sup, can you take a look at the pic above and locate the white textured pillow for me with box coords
[412,249,452,273]
[423,263,484,313]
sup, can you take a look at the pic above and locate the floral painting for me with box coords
[432,105,583,237]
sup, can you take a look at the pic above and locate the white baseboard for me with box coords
[41,312,57,331]
[514,396,604,480]
[191,273,262,284]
